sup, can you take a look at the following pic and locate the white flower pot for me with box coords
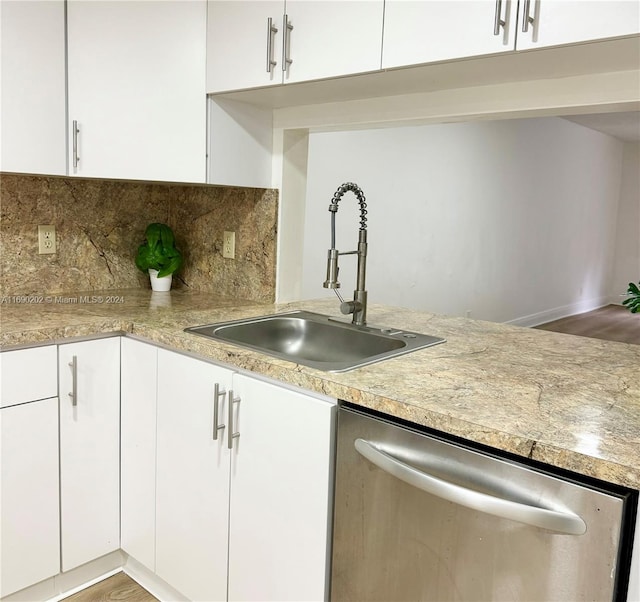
[148,269,172,292]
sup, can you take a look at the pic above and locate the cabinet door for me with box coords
[58,337,120,572]
[0,398,60,597]
[284,0,384,84]
[0,0,66,175]
[207,0,284,93]
[67,0,206,183]
[382,0,517,69]
[517,0,640,50]
[121,338,158,572]
[228,374,336,602]
[0,345,58,408]
[155,349,233,602]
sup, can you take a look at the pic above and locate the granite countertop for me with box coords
[1,289,639,490]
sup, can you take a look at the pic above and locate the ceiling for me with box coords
[562,111,640,142]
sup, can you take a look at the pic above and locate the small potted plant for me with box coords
[135,223,183,292]
[622,281,640,314]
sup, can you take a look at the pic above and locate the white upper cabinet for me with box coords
[382,0,517,69]
[283,0,384,84]
[67,0,207,183]
[0,0,66,175]
[516,0,640,50]
[207,0,384,92]
[207,1,284,93]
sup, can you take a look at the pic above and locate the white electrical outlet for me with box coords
[38,225,56,254]
[223,231,235,259]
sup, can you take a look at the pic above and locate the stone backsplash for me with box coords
[0,173,277,301]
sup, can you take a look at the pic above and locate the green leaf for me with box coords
[159,225,175,249]
[156,255,182,278]
[135,223,183,276]
[144,223,163,249]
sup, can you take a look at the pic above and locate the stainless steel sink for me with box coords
[185,310,445,372]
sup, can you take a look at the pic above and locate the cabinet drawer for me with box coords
[1,345,58,407]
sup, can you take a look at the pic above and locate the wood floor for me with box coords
[62,572,158,602]
[535,304,640,345]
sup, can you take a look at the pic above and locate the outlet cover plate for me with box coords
[38,225,56,254]
[223,231,235,259]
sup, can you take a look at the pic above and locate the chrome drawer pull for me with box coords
[266,17,278,73]
[493,0,506,35]
[282,14,293,72]
[227,390,241,449]
[68,355,78,406]
[212,383,226,440]
[72,120,80,168]
[522,0,534,32]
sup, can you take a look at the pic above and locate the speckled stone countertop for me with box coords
[2,289,639,490]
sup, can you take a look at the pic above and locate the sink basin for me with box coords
[185,310,445,372]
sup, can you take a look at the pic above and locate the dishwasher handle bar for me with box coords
[355,438,587,535]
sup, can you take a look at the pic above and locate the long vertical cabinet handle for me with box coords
[72,120,80,168]
[281,14,293,72]
[493,0,506,35]
[266,17,278,72]
[212,383,226,440]
[68,355,78,406]
[227,390,241,449]
[522,0,534,32]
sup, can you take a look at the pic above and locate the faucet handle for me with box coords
[340,300,362,315]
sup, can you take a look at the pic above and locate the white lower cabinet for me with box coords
[121,338,159,573]
[155,349,233,602]
[0,345,59,598]
[227,373,335,602]
[0,397,60,597]
[58,337,121,572]
[121,344,336,601]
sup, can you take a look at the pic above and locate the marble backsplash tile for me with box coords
[0,173,277,301]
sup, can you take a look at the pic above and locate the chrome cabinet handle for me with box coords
[68,355,78,406]
[266,17,278,73]
[72,120,80,168]
[227,390,241,449]
[522,0,534,32]
[212,383,226,440]
[281,13,293,72]
[493,0,506,35]
[354,438,586,535]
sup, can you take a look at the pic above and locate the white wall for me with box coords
[300,117,625,324]
[612,142,640,302]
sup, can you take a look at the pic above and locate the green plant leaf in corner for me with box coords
[623,281,640,314]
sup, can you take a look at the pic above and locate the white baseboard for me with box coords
[123,555,188,602]
[2,551,123,602]
[505,296,612,328]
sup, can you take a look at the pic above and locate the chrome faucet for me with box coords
[323,182,368,326]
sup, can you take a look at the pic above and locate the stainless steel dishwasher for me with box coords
[332,403,637,602]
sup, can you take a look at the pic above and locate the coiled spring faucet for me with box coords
[323,182,368,326]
